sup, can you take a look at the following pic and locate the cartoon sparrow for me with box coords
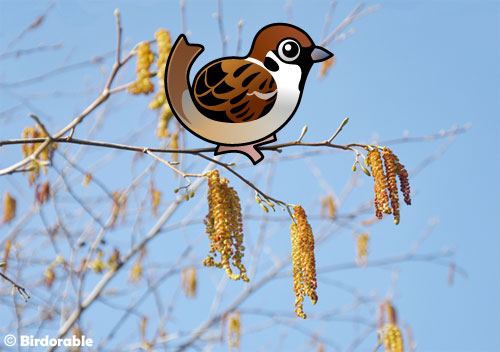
[165,23,333,164]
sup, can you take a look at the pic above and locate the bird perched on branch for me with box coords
[165,23,333,164]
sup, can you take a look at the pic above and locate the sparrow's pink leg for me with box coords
[215,135,276,164]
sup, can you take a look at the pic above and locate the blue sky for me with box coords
[0,1,499,351]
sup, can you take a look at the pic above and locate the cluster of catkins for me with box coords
[204,170,248,282]
[149,29,174,138]
[21,126,57,185]
[367,148,411,225]
[127,42,154,95]
[127,30,174,138]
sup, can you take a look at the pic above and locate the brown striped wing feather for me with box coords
[192,59,277,123]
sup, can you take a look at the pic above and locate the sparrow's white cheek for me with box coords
[264,52,302,92]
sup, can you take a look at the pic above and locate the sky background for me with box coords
[0,1,499,351]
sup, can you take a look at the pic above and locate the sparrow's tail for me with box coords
[164,35,204,123]
[164,35,273,165]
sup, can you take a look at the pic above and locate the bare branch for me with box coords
[49,159,219,348]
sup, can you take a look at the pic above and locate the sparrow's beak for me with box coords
[311,46,333,63]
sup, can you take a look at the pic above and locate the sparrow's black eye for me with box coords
[278,39,300,62]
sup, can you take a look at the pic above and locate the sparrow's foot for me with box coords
[215,135,276,165]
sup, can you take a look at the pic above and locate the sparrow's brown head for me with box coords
[248,23,332,90]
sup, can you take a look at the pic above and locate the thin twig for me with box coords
[6,1,55,49]
[285,0,293,24]
[28,114,51,138]
[105,8,123,90]
[320,3,380,48]
[0,42,62,60]
[0,53,114,87]
[296,125,308,143]
[327,117,349,143]
[321,3,364,47]
[180,0,187,34]
[0,272,30,302]
[145,149,207,193]
[321,2,337,41]
[216,0,227,56]
[235,20,244,55]
[195,152,288,208]
[372,342,382,352]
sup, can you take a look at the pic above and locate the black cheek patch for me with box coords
[264,57,279,72]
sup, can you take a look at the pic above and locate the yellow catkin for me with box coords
[321,194,336,219]
[21,127,39,185]
[129,262,142,282]
[21,126,57,185]
[170,131,179,162]
[37,128,57,174]
[151,188,161,217]
[381,324,404,352]
[356,233,369,266]
[43,255,64,288]
[378,301,404,352]
[83,173,92,186]
[44,266,56,288]
[149,29,171,109]
[128,42,154,95]
[318,56,335,80]
[391,153,411,205]
[90,250,105,273]
[290,205,318,319]
[2,191,16,224]
[155,104,173,138]
[110,191,127,227]
[140,316,148,343]
[203,170,248,281]
[35,181,50,205]
[367,149,391,218]
[150,29,174,139]
[68,326,84,352]
[386,300,397,325]
[106,249,120,271]
[181,266,197,298]
[2,240,11,273]
[43,255,63,287]
[383,148,401,225]
[228,311,241,351]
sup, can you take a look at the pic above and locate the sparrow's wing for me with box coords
[192,59,277,123]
